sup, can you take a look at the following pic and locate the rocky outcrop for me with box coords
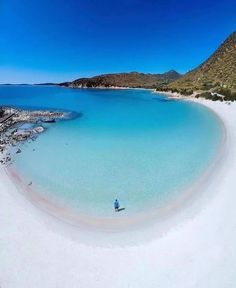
[0,107,77,164]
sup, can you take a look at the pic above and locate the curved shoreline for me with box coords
[2,97,236,287]
[3,97,227,235]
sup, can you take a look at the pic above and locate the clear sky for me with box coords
[0,0,235,84]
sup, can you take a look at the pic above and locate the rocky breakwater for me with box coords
[0,106,77,165]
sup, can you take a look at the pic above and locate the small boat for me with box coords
[42,118,56,123]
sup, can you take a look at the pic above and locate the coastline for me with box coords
[58,83,156,92]
[1,96,236,287]
[0,90,226,232]
[3,109,226,233]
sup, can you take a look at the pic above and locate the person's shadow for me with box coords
[117,207,125,212]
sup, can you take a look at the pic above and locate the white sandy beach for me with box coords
[1,99,236,288]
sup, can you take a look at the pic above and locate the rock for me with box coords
[33,126,44,134]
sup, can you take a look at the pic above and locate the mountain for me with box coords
[162,31,236,99]
[60,70,182,89]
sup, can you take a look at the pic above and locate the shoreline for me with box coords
[1,93,236,286]
[0,94,228,234]
[4,109,226,233]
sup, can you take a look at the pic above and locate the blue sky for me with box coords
[0,0,235,83]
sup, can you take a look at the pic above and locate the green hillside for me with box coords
[161,31,236,100]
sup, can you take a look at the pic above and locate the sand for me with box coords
[1,99,236,288]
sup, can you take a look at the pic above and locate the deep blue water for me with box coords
[0,85,222,216]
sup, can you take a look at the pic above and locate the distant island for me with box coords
[59,70,182,89]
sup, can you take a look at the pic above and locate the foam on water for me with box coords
[0,86,223,217]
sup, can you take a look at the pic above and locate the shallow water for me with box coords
[0,86,222,217]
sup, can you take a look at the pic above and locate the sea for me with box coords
[0,85,223,218]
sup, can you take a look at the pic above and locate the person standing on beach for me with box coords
[114,199,120,212]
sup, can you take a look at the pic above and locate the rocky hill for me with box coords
[162,31,236,99]
[60,70,181,89]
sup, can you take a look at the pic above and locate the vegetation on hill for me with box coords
[159,31,236,101]
[60,31,236,101]
[60,70,182,89]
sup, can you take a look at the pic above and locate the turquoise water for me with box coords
[0,86,222,217]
